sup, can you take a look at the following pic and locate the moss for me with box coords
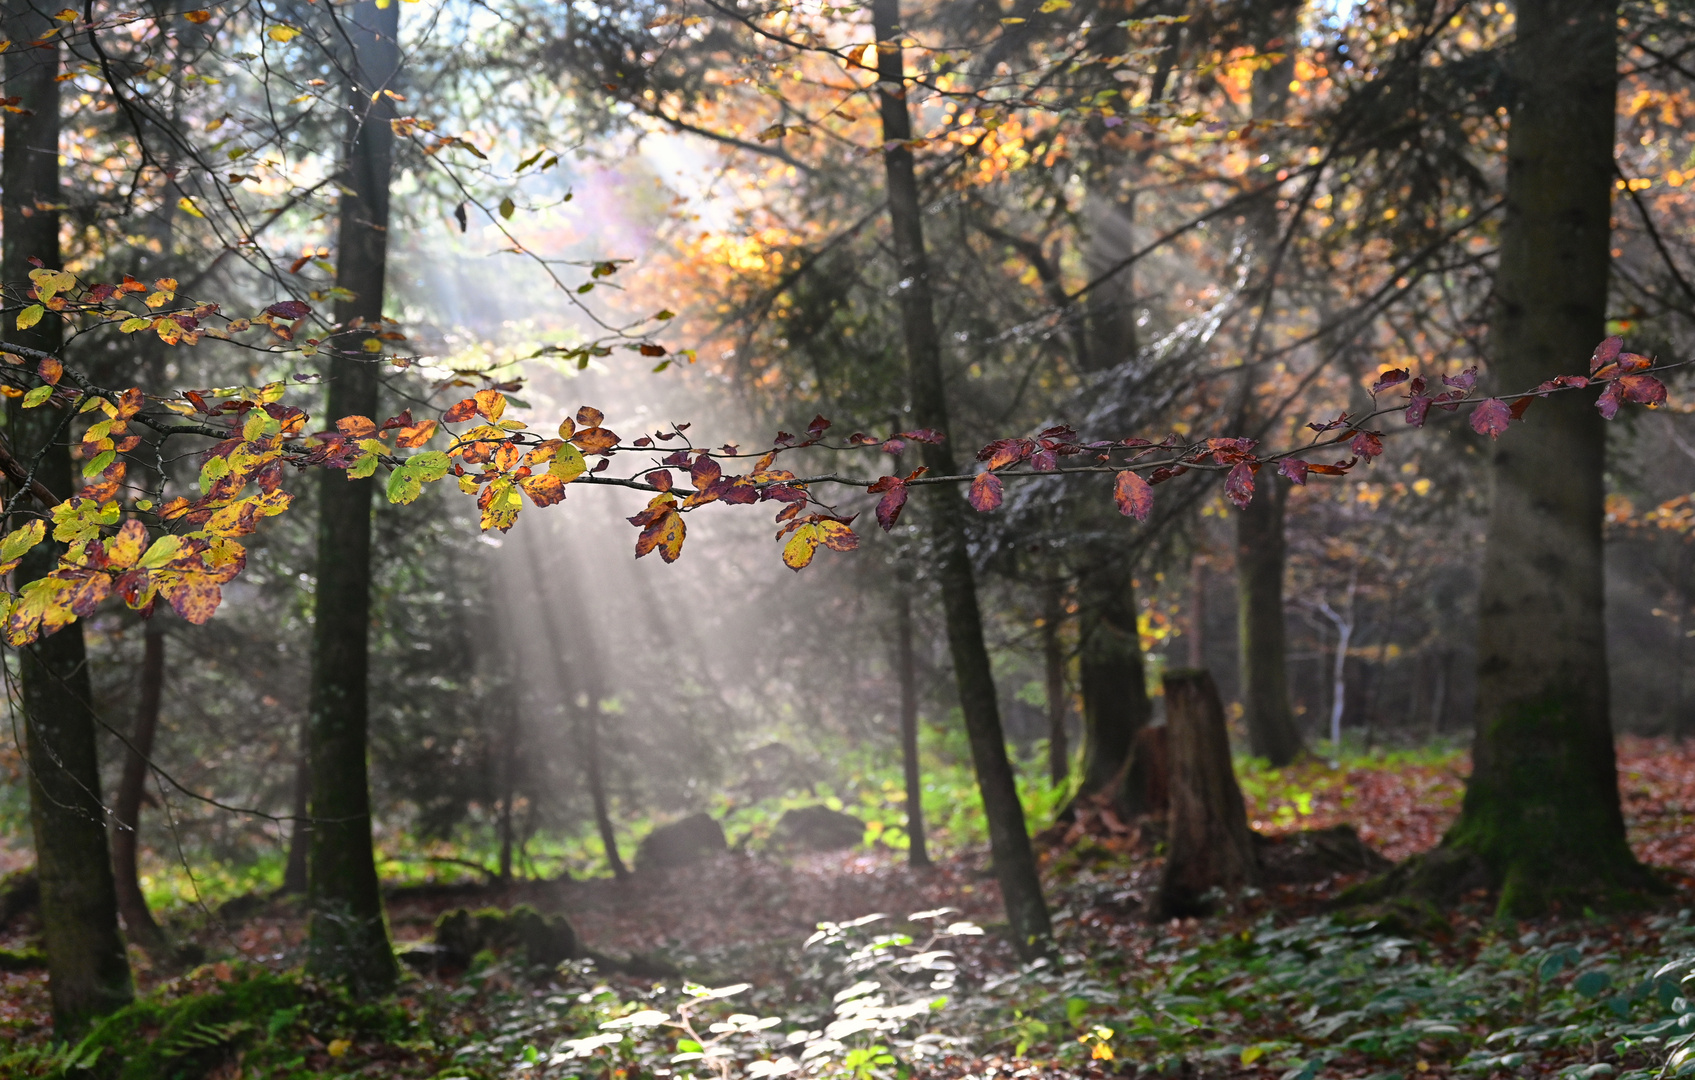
[432,904,578,970]
[1345,691,1666,920]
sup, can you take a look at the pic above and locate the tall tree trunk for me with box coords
[3,0,133,1033]
[893,587,930,868]
[1041,582,1069,789]
[1077,560,1152,796]
[304,0,401,992]
[873,0,1051,958]
[1236,477,1303,764]
[1360,0,1653,916]
[497,722,515,884]
[112,619,167,951]
[525,529,627,880]
[279,715,308,895]
[1155,670,1261,918]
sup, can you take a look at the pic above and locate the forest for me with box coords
[1,0,1694,1076]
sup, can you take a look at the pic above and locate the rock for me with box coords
[433,904,579,969]
[772,806,865,851]
[0,868,38,931]
[635,812,727,871]
[1256,823,1395,884]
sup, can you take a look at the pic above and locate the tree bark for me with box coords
[874,0,1051,958]
[3,0,134,1034]
[112,619,167,952]
[1076,559,1152,797]
[1155,670,1261,918]
[304,0,401,992]
[1236,477,1304,764]
[1041,582,1069,789]
[894,587,930,867]
[279,714,308,895]
[1352,0,1655,917]
[1423,0,1648,914]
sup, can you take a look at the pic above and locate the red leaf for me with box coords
[1113,469,1153,521]
[1442,367,1478,392]
[1224,461,1255,508]
[1371,368,1409,395]
[1470,397,1512,438]
[1279,458,1309,485]
[690,455,722,488]
[1620,373,1667,406]
[896,428,944,444]
[264,299,311,320]
[577,405,605,427]
[880,438,906,456]
[1508,395,1535,421]
[443,398,478,423]
[968,471,1003,512]
[1597,381,1625,419]
[1591,335,1623,374]
[874,480,909,531]
[1405,395,1432,428]
[806,415,831,438]
[1349,430,1384,459]
[1031,449,1058,472]
[650,469,673,491]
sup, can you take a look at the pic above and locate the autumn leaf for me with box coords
[1591,335,1623,373]
[395,419,438,447]
[520,472,566,507]
[1113,469,1153,521]
[36,357,60,385]
[263,299,309,320]
[16,304,43,330]
[1597,380,1626,419]
[267,23,300,42]
[1370,368,1409,395]
[869,476,908,531]
[1619,373,1667,407]
[442,397,478,423]
[1278,458,1309,485]
[1469,397,1512,438]
[632,494,686,562]
[472,388,506,421]
[968,471,1003,512]
[1224,461,1256,508]
[0,519,45,575]
[21,384,53,409]
[1348,430,1384,459]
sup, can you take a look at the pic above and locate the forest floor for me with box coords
[5,737,1695,1079]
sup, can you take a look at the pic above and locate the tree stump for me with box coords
[1155,669,1262,917]
[1114,723,1170,820]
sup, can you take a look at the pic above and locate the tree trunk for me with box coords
[1354,0,1655,917]
[525,529,628,880]
[112,619,167,952]
[1076,559,1152,796]
[497,723,515,884]
[1155,670,1261,918]
[874,0,1051,958]
[1041,582,1069,789]
[304,0,401,992]
[3,0,134,1034]
[894,588,930,867]
[1236,477,1304,764]
[279,714,308,895]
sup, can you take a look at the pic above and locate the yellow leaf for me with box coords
[0,520,45,575]
[16,304,43,330]
[177,196,205,218]
[22,385,53,408]
[549,443,586,484]
[137,535,184,569]
[29,268,73,302]
[119,317,151,333]
[327,1038,351,1058]
[1039,0,1071,10]
[1241,1046,1264,1065]
[267,23,299,42]
[782,524,819,571]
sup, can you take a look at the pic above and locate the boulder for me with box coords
[433,904,579,969]
[636,812,727,872]
[772,806,865,852]
[1256,824,1394,884]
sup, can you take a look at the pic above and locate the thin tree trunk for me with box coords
[1236,478,1304,764]
[874,0,1051,958]
[1042,582,1069,789]
[524,529,627,880]
[3,0,133,1033]
[1366,0,1652,915]
[1077,560,1152,796]
[112,618,167,951]
[304,0,401,992]
[497,723,515,884]
[279,714,308,895]
[894,588,930,867]
[1155,670,1262,918]
[1188,556,1206,668]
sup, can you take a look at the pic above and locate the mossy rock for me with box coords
[772,806,865,852]
[636,812,727,871]
[433,904,579,969]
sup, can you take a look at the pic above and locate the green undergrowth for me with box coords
[0,965,474,1080]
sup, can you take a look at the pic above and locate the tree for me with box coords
[872,0,1052,957]
[3,0,133,1034]
[1358,0,1656,915]
[1235,478,1304,763]
[111,617,168,953]
[304,0,402,991]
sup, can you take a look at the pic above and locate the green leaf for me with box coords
[82,449,115,478]
[499,196,515,219]
[138,535,184,569]
[16,304,44,330]
[22,384,53,408]
[407,451,452,483]
[347,452,380,480]
[1575,970,1613,998]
